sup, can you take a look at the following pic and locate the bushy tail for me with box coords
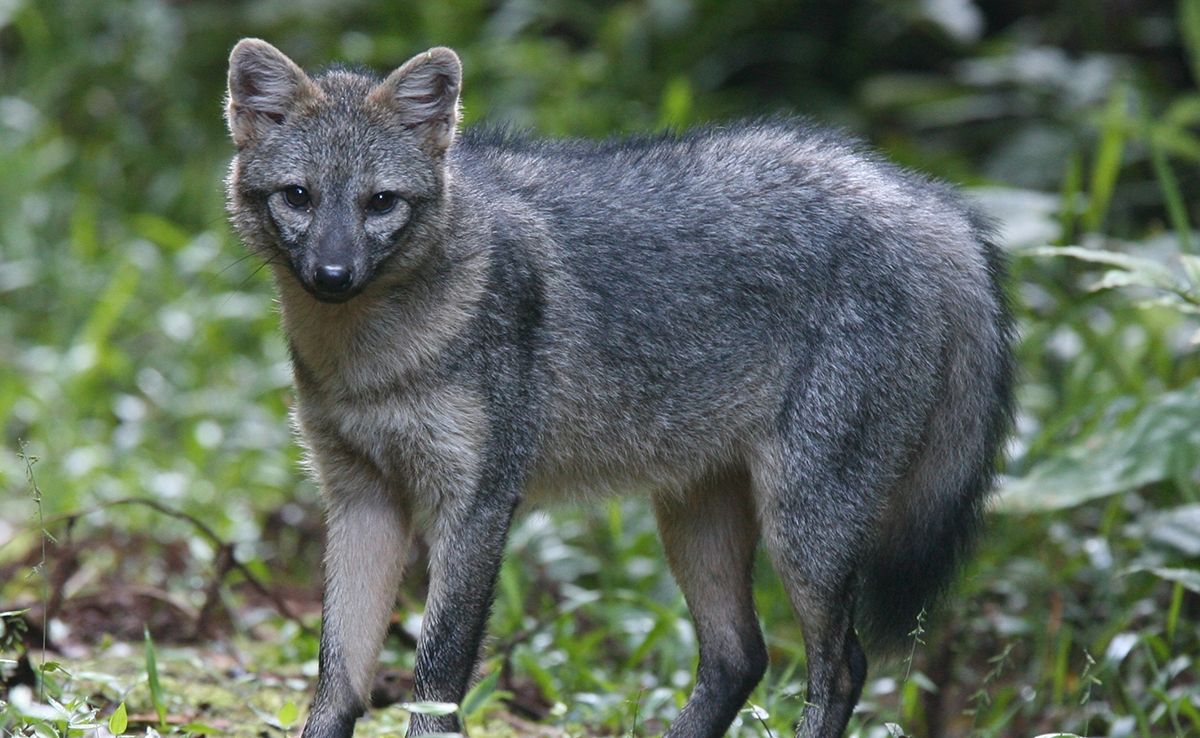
[858,238,1014,654]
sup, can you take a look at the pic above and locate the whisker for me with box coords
[214,254,284,313]
[236,254,281,291]
[201,251,261,291]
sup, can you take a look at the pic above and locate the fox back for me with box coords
[226,40,1012,738]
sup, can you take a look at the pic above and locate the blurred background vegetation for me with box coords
[4,0,1200,736]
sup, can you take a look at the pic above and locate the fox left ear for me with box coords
[370,47,462,155]
[226,38,322,148]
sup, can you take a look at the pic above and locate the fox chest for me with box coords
[294,380,488,503]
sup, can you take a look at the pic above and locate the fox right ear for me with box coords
[369,47,463,156]
[226,38,320,148]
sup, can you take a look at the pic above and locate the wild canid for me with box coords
[224,39,1012,738]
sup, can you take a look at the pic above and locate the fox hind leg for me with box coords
[654,467,768,738]
[755,448,875,738]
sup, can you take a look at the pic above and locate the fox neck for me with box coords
[273,247,486,397]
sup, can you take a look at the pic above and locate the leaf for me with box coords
[1179,254,1200,291]
[31,719,58,738]
[1127,567,1200,595]
[109,702,128,735]
[1127,506,1200,557]
[1026,246,1178,288]
[997,378,1200,512]
[1133,293,1200,314]
[399,701,459,717]
[276,701,298,727]
[1027,245,1200,311]
[178,723,225,735]
[1090,269,1166,292]
[460,669,500,719]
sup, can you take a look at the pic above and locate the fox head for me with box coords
[225,40,462,303]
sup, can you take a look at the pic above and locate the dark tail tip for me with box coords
[856,489,987,655]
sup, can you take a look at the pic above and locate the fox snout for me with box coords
[306,262,357,301]
[314,263,353,293]
[291,215,374,302]
[296,258,367,302]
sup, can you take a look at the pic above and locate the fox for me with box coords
[224,38,1012,738]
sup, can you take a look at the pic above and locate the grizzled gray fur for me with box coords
[224,39,1012,738]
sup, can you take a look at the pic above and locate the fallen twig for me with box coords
[38,497,316,639]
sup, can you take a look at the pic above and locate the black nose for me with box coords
[313,264,353,294]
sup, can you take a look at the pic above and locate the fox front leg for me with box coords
[405,488,520,736]
[303,485,411,738]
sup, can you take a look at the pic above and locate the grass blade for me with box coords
[1167,580,1184,641]
[1180,0,1200,86]
[143,625,167,728]
[1058,151,1083,244]
[1149,140,1194,253]
[1084,85,1129,233]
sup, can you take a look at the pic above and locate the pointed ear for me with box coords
[368,47,462,155]
[226,38,321,148]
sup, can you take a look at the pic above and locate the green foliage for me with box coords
[0,610,29,652]
[1000,376,1200,511]
[0,662,105,738]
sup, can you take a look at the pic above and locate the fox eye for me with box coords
[367,191,398,214]
[282,186,312,210]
